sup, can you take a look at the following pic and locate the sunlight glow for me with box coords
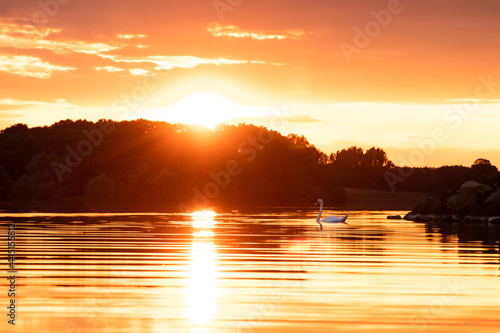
[192,211,217,228]
[187,242,218,327]
[192,210,217,218]
[155,92,246,129]
[186,210,219,330]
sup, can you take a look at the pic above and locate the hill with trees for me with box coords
[0,119,497,211]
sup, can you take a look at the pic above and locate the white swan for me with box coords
[315,199,348,230]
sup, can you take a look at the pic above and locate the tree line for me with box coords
[0,119,497,209]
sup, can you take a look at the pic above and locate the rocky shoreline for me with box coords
[404,177,500,223]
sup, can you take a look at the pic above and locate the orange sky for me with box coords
[1,0,499,167]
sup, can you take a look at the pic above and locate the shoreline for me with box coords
[0,188,426,214]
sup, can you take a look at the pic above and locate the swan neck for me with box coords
[316,202,323,222]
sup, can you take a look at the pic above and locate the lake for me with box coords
[1,210,499,333]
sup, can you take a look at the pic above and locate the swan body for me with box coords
[315,199,348,229]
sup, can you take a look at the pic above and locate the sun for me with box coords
[161,92,241,129]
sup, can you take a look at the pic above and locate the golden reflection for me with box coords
[186,211,219,331]
[192,210,217,218]
[191,210,217,229]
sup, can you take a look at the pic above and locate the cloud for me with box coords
[0,31,118,55]
[207,24,305,40]
[0,55,75,79]
[0,105,26,111]
[1,20,268,78]
[230,113,320,124]
[441,98,500,104]
[129,68,149,76]
[0,21,277,76]
[0,20,120,80]
[0,98,77,109]
[96,66,124,72]
[148,55,247,69]
[118,34,146,39]
[283,114,320,123]
[0,99,76,121]
[100,54,265,70]
[0,21,60,39]
[0,112,24,119]
[1,0,498,107]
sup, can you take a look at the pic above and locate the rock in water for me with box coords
[446,192,481,215]
[484,189,500,215]
[406,177,500,222]
[459,180,493,203]
[488,216,500,224]
[460,180,483,193]
[463,216,488,223]
[446,192,469,211]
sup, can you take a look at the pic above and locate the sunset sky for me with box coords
[1,0,499,167]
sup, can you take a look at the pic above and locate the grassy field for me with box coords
[343,188,427,210]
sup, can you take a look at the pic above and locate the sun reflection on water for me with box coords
[186,211,219,332]
[191,210,216,228]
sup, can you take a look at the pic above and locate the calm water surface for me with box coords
[1,210,500,333]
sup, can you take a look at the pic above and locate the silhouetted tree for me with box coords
[0,119,494,208]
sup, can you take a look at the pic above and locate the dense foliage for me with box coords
[0,119,497,210]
